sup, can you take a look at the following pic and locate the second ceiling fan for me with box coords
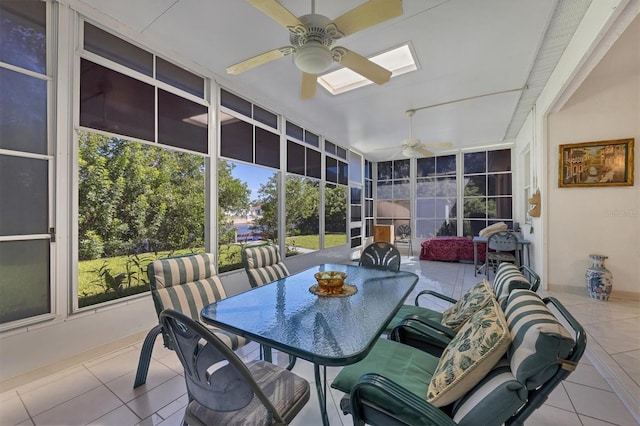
[226,0,402,99]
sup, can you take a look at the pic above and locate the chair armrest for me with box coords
[349,373,457,426]
[414,290,458,306]
[389,317,455,347]
[520,265,541,292]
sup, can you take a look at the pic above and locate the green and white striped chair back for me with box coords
[242,244,290,287]
[503,289,574,389]
[492,263,531,308]
[148,253,247,350]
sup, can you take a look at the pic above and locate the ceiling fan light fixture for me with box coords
[294,42,333,74]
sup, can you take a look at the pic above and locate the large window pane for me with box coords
[325,184,347,249]
[218,161,269,271]
[77,132,205,307]
[462,149,512,235]
[415,155,458,238]
[0,240,50,324]
[0,68,47,154]
[158,89,208,154]
[0,155,48,236]
[0,1,46,73]
[285,175,319,256]
[80,59,154,141]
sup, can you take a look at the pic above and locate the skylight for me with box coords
[318,44,417,95]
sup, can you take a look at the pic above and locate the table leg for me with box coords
[314,364,330,426]
[474,241,478,276]
[261,345,272,363]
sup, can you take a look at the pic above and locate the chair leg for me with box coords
[286,354,297,370]
[133,324,164,388]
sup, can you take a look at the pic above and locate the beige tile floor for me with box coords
[1,259,639,426]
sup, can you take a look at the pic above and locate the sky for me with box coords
[229,161,277,201]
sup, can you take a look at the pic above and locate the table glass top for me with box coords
[201,263,418,365]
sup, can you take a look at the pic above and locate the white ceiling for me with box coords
[74,0,590,160]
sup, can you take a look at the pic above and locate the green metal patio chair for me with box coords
[241,242,290,288]
[133,253,250,388]
[241,242,296,369]
[385,263,540,355]
[359,241,401,271]
[160,309,310,425]
[332,289,586,426]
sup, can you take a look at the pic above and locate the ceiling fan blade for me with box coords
[301,72,317,99]
[373,146,401,151]
[247,0,303,29]
[336,48,391,85]
[226,47,294,75]
[330,0,402,37]
[416,147,435,157]
[424,141,454,148]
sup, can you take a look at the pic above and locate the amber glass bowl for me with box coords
[314,271,347,294]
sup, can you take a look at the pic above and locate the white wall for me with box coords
[0,245,350,383]
[547,15,640,297]
[514,0,638,294]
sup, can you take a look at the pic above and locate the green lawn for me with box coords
[78,234,346,307]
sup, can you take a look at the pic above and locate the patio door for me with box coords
[0,1,53,326]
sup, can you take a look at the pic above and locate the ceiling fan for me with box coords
[226,0,402,99]
[378,109,453,158]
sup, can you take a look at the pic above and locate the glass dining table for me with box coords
[201,263,419,426]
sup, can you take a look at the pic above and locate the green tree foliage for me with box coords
[324,184,347,234]
[252,173,280,240]
[217,160,251,243]
[79,133,226,259]
[253,174,322,240]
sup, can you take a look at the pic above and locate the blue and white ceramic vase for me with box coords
[585,254,613,301]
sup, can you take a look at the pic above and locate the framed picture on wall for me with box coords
[559,138,634,187]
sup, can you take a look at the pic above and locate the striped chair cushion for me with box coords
[244,245,282,269]
[153,278,227,319]
[493,263,531,307]
[149,254,248,350]
[504,289,574,389]
[452,358,527,426]
[243,245,290,287]
[150,253,216,289]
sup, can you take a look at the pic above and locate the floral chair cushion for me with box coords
[427,298,511,407]
[440,279,493,332]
